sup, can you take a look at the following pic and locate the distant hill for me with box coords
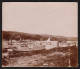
[2,31,78,41]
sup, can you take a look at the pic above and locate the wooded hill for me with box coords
[2,31,78,41]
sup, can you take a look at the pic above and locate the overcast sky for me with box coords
[2,2,78,37]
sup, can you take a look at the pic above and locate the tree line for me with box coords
[2,31,77,41]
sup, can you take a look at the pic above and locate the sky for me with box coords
[2,2,78,37]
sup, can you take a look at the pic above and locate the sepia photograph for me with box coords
[2,2,78,67]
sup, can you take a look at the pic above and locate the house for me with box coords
[66,41,78,47]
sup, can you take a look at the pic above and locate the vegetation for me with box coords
[2,31,77,41]
[2,46,78,67]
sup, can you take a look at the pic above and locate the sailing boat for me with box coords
[45,37,53,50]
[46,37,50,42]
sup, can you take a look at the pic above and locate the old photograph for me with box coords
[2,2,78,67]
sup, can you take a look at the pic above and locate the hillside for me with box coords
[2,31,78,41]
